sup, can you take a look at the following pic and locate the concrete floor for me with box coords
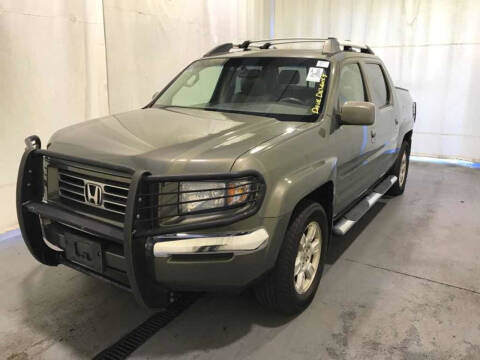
[2,161,480,360]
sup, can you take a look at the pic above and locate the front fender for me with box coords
[231,121,337,220]
[264,157,336,217]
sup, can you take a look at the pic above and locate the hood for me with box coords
[48,107,303,175]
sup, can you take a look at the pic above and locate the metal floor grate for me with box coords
[93,293,201,360]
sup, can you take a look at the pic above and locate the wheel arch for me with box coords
[287,181,334,250]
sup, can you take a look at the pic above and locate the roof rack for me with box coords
[202,37,374,57]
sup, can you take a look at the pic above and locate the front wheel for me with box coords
[254,200,328,314]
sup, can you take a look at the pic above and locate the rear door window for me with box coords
[364,64,390,107]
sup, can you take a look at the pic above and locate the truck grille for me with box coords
[57,168,129,216]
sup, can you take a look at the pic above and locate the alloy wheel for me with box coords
[294,221,322,294]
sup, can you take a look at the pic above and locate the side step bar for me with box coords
[333,175,398,236]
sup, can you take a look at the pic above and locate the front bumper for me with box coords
[16,137,285,308]
[152,228,269,257]
[148,224,286,291]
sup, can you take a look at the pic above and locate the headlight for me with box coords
[179,181,225,213]
[179,180,252,214]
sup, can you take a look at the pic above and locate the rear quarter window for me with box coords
[364,63,390,107]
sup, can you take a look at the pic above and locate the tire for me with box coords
[254,200,328,315]
[387,141,410,196]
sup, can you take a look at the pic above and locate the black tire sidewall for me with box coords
[274,201,328,312]
[388,141,410,195]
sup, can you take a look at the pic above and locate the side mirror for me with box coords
[340,101,375,125]
[152,91,160,100]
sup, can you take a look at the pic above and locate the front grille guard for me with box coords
[17,136,265,308]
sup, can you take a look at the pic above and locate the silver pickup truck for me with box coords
[17,38,415,314]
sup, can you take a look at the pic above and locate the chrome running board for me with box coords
[333,175,398,236]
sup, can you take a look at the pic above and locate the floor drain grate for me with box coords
[93,293,201,360]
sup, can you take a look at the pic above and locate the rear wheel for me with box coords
[388,141,410,196]
[254,200,327,314]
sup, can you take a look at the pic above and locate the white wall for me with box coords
[0,0,109,231]
[103,0,273,114]
[274,0,480,162]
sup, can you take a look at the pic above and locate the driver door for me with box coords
[333,61,377,214]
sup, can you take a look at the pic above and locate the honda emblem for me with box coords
[85,183,102,206]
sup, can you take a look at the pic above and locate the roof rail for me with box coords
[202,37,374,57]
[340,40,374,54]
[203,43,233,57]
[323,37,341,54]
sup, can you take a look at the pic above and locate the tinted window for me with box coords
[338,64,365,107]
[365,64,389,107]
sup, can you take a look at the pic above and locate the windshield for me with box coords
[153,57,329,121]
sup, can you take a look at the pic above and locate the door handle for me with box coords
[371,130,376,138]
[394,118,399,125]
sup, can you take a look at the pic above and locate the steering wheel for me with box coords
[278,97,304,105]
